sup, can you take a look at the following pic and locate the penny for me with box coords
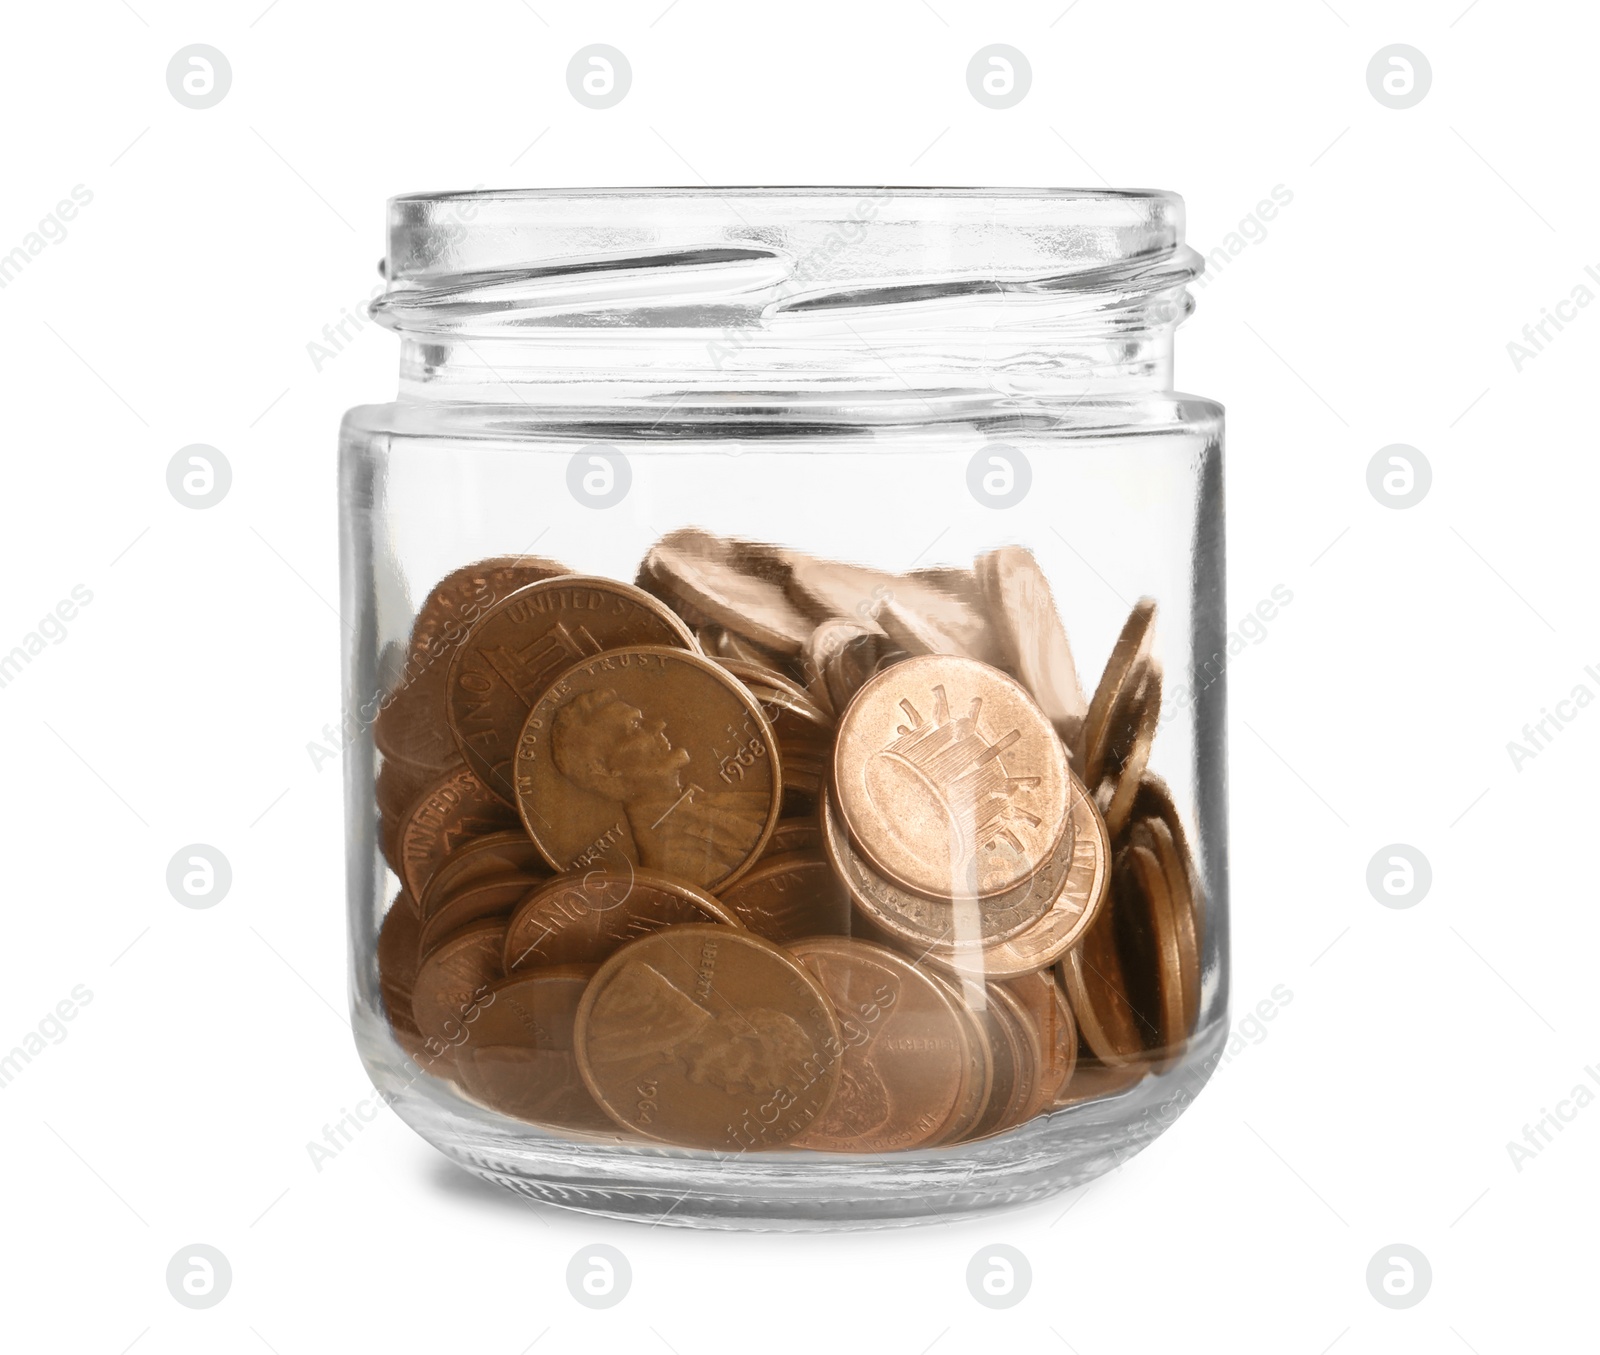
[1003,968,1078,1113]
[513,646,781,891]
[763,816,822,859]
[717,852,852,943]
[447,576,696,804]
[453,966,618,1133]
[1093,661,1162,839]
[376,891,422,1036]
[736,679,832,801]
[640,532,814,656]
[417,831,550,920]
[1059,848,1148,1066]
[1053,1045,1149,1108]
[964,984,1041,1140]
[410,917,506,1051]
[821,789,1060,953]
[799,617,881,716]
[833,654,1071,902]
[417,874,545,961]
[787,937,973,1153]
[1128,813,1201,1039]
[502,867,740,973]
[1080,597,1157,780]
[397,764,521,903]
[376,556,568,771]
[876,594,1002,668]
[714,657,821,714]
[574,924,842,1149]
[975,546,1088,748]
[1115,839,1189,1069]
[700,625,790,674]
[1130,774,1203,920]
[921,970,996,1145]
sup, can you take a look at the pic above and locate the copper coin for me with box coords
[763,816,822,859]
[975,545,1088,748]
[1053,1044,1148,1108]
[1092,661,1163,840]
[410,917,506,1051]
[397,765,521,902]
[1128,814,1201,1038]
[1080,597,1157,779]
[713,657,818,711]
[820,789,1060,952]
[372,669,465,773]
[701,624,791,674]
[1059,850,1148,1066]
[784,556,999,665]
[787,937,973,1153]
[964,984,1041,1140]
[417,831,550,919]
[1130,774,1204,922]
[574,924,842,1149]
[376,891,422,1036]
[921,970,996,1145]
[446,575,696,804]
[798,617,881,710]
[1003,967,1079,1111]
[1115,839,1189,1069]
[833,655,1071,902]
[417,874,545,961]
[453,966,618,1133]
[717,852,852,944]
[513,646,781,891]
[502,867,739,973]
[640,532,814,656]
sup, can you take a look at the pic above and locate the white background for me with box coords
[2,1,1596,1352]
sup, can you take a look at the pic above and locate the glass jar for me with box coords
[340,187,1226,1228]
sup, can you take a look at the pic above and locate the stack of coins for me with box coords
[371,532,1205,1153]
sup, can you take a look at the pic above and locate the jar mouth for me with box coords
[374,187,1200,400]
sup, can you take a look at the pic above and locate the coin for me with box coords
[574,924,842,1149]
[410,917,506,1051]
[700,624,790,674]
[417,831,550,920]
[965,983,1041,1140]
[820,789,1060,952]
[717,852,851,943]
[453,966,619,1133]
[1080,597,1157,780]
[799,617,881,715]
[372,671,466,773]
[1115,839,1189,1069]
[1059,851,1148,1066]
[833,654,1071,901]
[787,937,973,1153]
[376,891,422,1036]
[1053,1045,1148,1108]
[1130,774,1203,918]
[640,532,815,656]
[513,646,781,891]
[975,546,1088,748]
[397,765,521,902]
[502,867,740,973]
[763,816,822,859]
[921,971,997,1145]
[1128,813,1201,1039]
[447,576,696,804]
[1002,968,1078,1113]
[1092,661,1162,839]
[417,874,545,961]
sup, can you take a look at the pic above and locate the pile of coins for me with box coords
[370,532,1204,1152]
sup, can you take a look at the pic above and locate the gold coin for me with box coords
[1002,968,1078,1113]
[975,546,1088,748]
[833,654,1071,902]
[417,831,550,920]
[787,936,974,1153]
[640,531,814,656]
[417,874,545,961]
[717,852,851,944]
[512,646,781,891]
[453,965,618,1134]
[1080,597,1157,779]
[501,867,740,973]
[397,765,521,903]
[573,924,842,1149]
[1093,661,1163,839]
[410,917,506,1052]
[446,576,696,804]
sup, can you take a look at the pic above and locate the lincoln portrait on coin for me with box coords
[550,688,771,884]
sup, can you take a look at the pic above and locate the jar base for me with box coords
[360,1010,1226,1231]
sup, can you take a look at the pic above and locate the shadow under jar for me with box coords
[340,187,1228,1229]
